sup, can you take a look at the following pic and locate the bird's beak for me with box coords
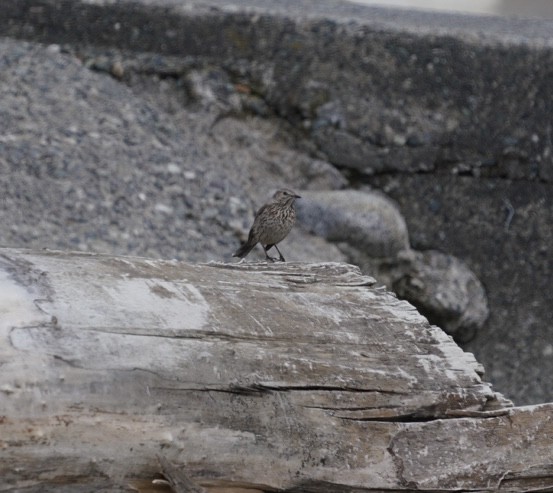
[295,194,302,199]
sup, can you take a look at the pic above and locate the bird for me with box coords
[233,188,301,262]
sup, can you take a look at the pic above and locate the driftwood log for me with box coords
[1,248,552,492]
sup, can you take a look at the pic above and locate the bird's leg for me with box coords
[273,245,286,262]
[262,245,277,262]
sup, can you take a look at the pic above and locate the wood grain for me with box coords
[1,248,550,492]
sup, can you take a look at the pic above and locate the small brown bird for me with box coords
[233,188,301,262]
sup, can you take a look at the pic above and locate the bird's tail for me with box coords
[233,241,256,259]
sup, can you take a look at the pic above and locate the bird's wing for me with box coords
[254,203,269,219]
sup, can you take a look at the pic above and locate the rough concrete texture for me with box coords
[0,38,345,263]
[0,0,552,405]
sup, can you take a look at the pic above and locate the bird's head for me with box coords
[273,188,301,204]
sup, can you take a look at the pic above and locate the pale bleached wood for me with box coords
[1,248,551,492]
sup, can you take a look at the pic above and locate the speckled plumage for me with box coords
[233,188,301,262]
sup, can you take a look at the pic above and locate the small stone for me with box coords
[154,203,174,214]
[167,163,181,174]
[392,134,407,146]
[111,61,124,79]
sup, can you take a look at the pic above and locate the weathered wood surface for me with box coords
[1,248,552,492]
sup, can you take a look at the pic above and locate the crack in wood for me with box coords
[52,353,80,367]
[444,408,511,418]
[252,383,409,394]
[150,385,268,396]
[72,327,385,345]
[338,413,450,423]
